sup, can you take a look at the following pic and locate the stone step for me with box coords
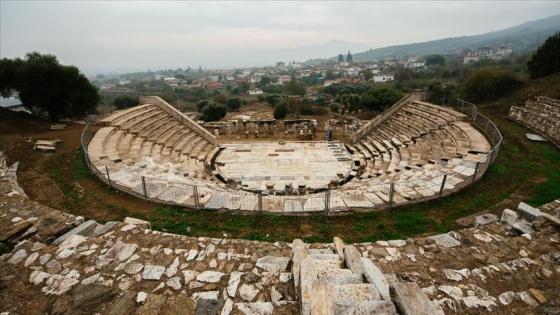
[307,248,334,255]
[327,284,381,302]
[332,300,398,315]
[308,254,341,260]
[319,273,364,285]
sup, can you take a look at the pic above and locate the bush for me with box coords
[226,97,241,111]
[200,103,227,122]
[273,100,288,119]
[360,86,405,112]
[300,105,328,116]
[330,104,340,112]
[461,68,521,103]
[113,95,139,109]
[196,100,210,112]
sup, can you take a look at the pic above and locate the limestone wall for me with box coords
[508,96,560,143]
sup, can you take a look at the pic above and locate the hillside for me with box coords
[316,14,560,62]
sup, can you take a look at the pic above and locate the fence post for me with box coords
[472,162,480,183]
[258,191,263,213]
[105,165,112,188]
[439,174,448,197]
[141,176,148,198]
[388,183,394,210]
[193,186,199,209]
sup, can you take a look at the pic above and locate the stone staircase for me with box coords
[293,237,437,315]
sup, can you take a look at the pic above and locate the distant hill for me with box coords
[313,14,560,63]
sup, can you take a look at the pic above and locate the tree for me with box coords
[226,97,242,111]
[259,76,272,86]
[346,51,353,63]
[360,86,405,112]
[273,98,289,119]
[360,69,373,81]
[288,97,303,118]
[393,67,412,83]
[527,32,560,79]
[237,81,250,94]
[461,67,520,103]
[336,93,361,116]
[338,54,344,62]
[113,95,139,109]
[200,103,227,122]
[0,52,100,120]
[213,93,228,104]
[196,100,210,112]
[425,54,446,67]
[284,80,306,96]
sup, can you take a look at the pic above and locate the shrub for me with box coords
[273,100,288,119]
[461,68,521,103]
[200,103,227,122]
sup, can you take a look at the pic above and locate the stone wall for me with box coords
[508,96,560,143]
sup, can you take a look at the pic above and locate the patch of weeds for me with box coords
[506,145,520,153]
[392,211,429,236]
[359,235,379,243]
[355,222,368,233]
[73,148,91,181]
[489,163,507,175]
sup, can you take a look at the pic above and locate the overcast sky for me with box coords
[1,1,559,74]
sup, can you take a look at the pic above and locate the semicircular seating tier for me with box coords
[86,97,493,213]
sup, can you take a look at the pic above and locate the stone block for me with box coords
[73,284,116,308]
[292,247,309,291]
[327,284,381,301]
[390,282,437,315]
[333,236,345,260]
[428,233,461,248]
[517,202,542,222]
[500,209,519,227]
[474,213,498,228]
[360,257,390,300]
[256,256,291,273]
[52,220,98,246]
[344,245,364,275]
[310,279,334,315]
[512,220,535,235]
[92,221,119,237]
[195,299,221,315]
[123,217,151,229]
[333,300,398,315]
[318,273,363,285]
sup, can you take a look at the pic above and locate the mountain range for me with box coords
[308,14,560,64]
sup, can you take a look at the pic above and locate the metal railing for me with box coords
[80,98,502,214]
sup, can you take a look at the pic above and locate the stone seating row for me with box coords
[92,104,215,164]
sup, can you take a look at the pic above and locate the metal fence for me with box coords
[80,98,502,214]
